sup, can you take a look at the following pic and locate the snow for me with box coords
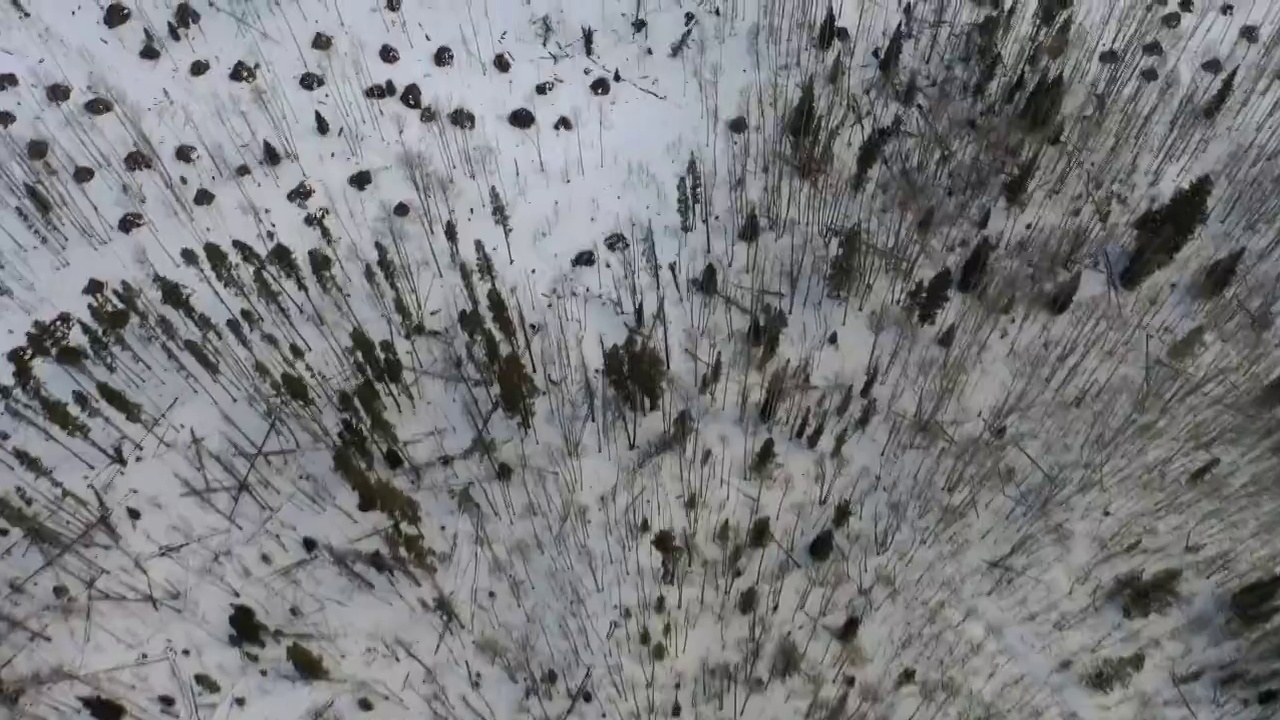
[1,0,1278,719]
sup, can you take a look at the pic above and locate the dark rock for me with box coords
[553,115,573,131]
[434,46,454,67]
[1139,67,1159,82]
[727,115,748,134]
[613,68,621,83]
[117,212,145,233]
[508,107,535,129]
[302,536,318,553]
[175,144,199,163]
[393,201,411,217]
[400,82,422,109]
[123,149,152,171]
[604,233,628,252]
[193,188,215,206]
[235,163,251,177]
[385,0,401,10]
[45,83,71,104]
[286,180,313,204]
[835,26,851,42]
[1201,58,1223,74]
[494,53,512,73]
[1098,49,1120,64]
[364,83,388,99]
[157,694,176,708]
[420,106,437,123]
[535,81,554,95]
[1160,11,1181,29]
[0,110,15,128]
[299,72,325,91]
[73,166,95,184]
[379,44,400,64]
[139,43,161,61]
[84,97,114,116]
[448,107,475,129]
[103,3,131,29]
[190,59,211,77]
[1141,40,1163,57]
[175,2,200,28]
[26,139,49,162]
[0,73,18,91]
[357,696,375,712]
[1241,25,1260,44]
[312,32,333,51]
[589,77,611,96]
[571,250,597,267]
[348,169,373,191]
[383,79,396,96]
[314,110,330,135]
[230,60,257,83]
[262,140,282,166]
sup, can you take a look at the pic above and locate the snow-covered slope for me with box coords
[2,1,1280,719]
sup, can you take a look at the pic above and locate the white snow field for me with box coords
[1,0,1280,719]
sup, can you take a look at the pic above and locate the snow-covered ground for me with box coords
[2,0,1279,719]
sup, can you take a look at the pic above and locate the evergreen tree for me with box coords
[1204,66,1238,120]
[1197,248,1244,300]
[826,226,862,299]
[1047,270,1081,315]
[957,238,994,294]
[603,333,666,412]
[495,351,535,429]
[1120,175,1213,291]
[909,268,952,325]
[676,176,693,234]
[1019,72,1065,132]
[879,23,904,77]
[786,76,820,147]
[817,4,838,51]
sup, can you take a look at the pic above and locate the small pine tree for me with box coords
[957,238,994,294]
[488,185,513,262]
[1203,66,1238,120]
[910,268,952,325]
[1046,269,1082,315]
[817,4,838,50]
[879,23,904,77]
[495,352,535,429]
[1121,175,1214,291]
[1019,72,1065,132]
[676,176,694,234]
[826,227,862,299]
[685,154,702,216]
[786,76,821,147]
[603,333,666,412]
[1003,155,1038,206]
[1197,247,1244,300]
[286,642,330,681]
[738,206,761,243]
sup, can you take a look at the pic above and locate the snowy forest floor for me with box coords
[1,0,1280,719]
